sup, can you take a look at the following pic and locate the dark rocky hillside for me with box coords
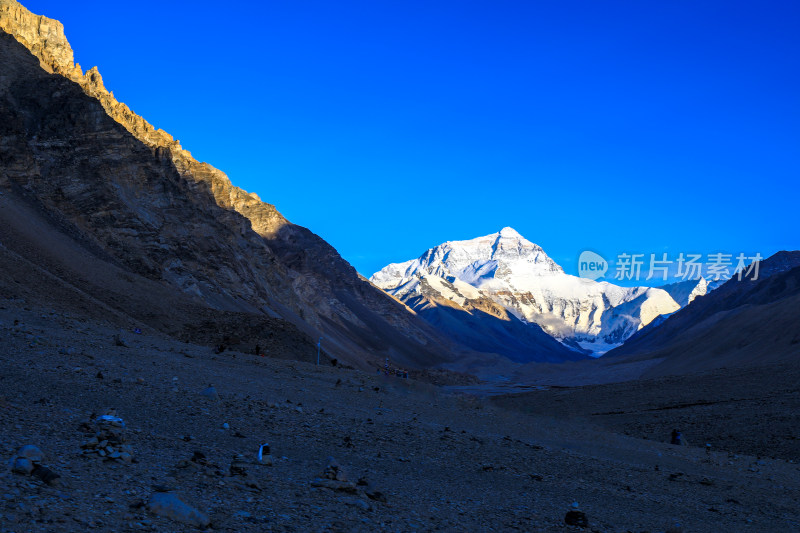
[605,252,800,378]
[0,0,470,372]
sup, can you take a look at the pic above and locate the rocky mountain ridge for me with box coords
[0,0,472,372]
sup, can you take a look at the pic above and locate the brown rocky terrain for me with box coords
[0,0,502,373]
[494,256,800,471]
[2,299,800,532]
[2,2,800,531]
[493,361,800,462]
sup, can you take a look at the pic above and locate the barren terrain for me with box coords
[1,299,799,532]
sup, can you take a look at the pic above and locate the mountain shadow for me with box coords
[605,251,800,378]
[0,24,460,371]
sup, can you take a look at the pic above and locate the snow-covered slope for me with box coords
[660,278,709,307]
[371,228,681,355]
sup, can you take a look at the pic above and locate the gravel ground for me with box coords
[492,363,800,461]
[1,300,799,532]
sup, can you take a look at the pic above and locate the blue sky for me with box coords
[24,1,800,281]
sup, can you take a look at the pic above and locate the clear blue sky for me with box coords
[23,0,800,281]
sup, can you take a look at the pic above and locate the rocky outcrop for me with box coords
[0,0,177,149]
[0,0,461,370]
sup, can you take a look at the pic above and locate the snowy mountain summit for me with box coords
[373,227,561,290]
[371,228,702,355]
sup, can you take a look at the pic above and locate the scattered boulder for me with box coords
[191,451,210,466]
[323,457,348,482]
[311,457,358,493]
[16,444,46,463]
[199,385,219,400]
[229,455,248,476]
[147,492,211,528]
[564,510,589,528]
[11,457,34,475]
[311,478,359,494]
[9,445,58,485]
[340,495,371,511]
[311,459,386,501]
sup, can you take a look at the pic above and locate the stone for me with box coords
[310,478,358,494]
[147,492,210,528]
[16,445,45,463]
[340,496,371,511]
[323,457,348,481]
[11,457,33,475]
[199,385,219,400]
[229,456,248,476]
[564,510,589,528]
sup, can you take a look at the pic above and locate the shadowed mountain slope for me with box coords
[0,1,467,371]
[605,251,800,378]
[395,276,587,364]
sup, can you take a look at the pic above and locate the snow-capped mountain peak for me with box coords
[379,228,564,293]
[371,228,683,355]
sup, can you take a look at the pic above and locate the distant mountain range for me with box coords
[606,251,800,378]
[372,228,711,357]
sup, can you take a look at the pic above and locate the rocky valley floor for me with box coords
[493,362,800,463]
[1,300,799,533]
